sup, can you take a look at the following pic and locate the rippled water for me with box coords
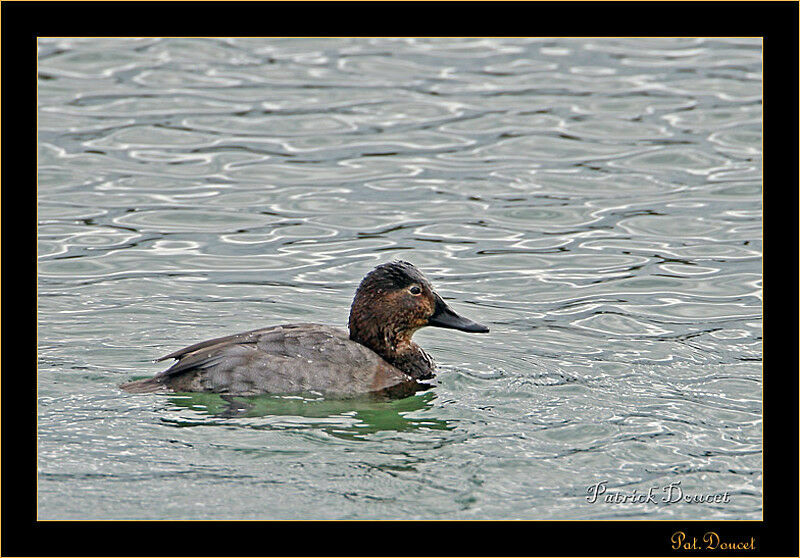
[37,38,762,520]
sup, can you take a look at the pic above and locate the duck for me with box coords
[120,260,489,398]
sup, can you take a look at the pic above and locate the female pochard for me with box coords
[120,261,489,398]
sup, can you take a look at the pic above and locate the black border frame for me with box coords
[6,2,797,556]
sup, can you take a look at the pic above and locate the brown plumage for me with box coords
[120,261,489,398]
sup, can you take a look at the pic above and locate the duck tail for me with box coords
[119,378,167,394]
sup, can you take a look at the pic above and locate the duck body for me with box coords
[121,261,488,398]
[122,323,422,398]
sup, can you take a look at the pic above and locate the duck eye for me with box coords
[409,285,422,295]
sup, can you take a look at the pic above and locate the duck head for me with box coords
[348,261,489,367]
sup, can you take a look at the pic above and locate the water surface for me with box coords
[38,37,762,520]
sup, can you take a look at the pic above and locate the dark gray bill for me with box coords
[428,294,489,333]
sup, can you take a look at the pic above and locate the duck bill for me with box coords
[428,294,489,333]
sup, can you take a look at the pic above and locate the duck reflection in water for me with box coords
[161,390,452,441]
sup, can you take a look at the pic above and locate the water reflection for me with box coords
[159,389,452,440]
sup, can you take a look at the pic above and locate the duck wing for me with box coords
[150,324,413,397]
[155,325,297,362]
